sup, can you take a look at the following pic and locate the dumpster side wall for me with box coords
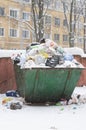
[14,65,82,103]
[0,55,86,94]
[74,55,86,86]
[0,57,17,93]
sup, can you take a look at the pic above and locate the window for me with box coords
[63,35,68,42]
[45,15,51,24]
[54,34,60,41]
[10,9,18,18]
[0,7,5,16]
[54,18,60,26]
[10,29,17,37]
[63,19,67,26]
[22,30,30,39]
[22,12,30,21]
[0,28,4,36]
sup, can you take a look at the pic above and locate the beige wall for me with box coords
[0,0,32,49]
[0,0,84,49]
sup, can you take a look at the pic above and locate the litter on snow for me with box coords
[0,90,25,110]
[0,86,86,110]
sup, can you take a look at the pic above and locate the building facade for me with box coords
[0,0,84,49]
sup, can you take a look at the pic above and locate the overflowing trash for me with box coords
[11,39,84,69]
[9,39,85,107]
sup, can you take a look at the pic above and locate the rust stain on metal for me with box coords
[0,57,17,93]
[74,55,86,86]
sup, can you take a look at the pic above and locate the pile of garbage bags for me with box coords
[11,39,83,69]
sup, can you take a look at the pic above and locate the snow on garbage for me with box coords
[11,39,84,69]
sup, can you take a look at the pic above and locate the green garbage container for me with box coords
[14,64,82,103]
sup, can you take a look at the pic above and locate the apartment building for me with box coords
[0,0,84,49]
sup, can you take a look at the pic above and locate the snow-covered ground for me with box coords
[0,48,86,130]
[0,86,86,130]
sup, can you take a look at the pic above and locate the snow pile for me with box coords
[12,39,84,69]
[0,49,25,58]
[64,47,84,56]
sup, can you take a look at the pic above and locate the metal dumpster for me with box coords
[0,57,17,93]
[14,64,82,103]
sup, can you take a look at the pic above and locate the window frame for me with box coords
[0,27,4,37]
[22,12,30,21]
[10,28,18,38]
[54,34,60,41]
[9,8,19,18]
[63,34,68,42]
[22,29,30,39]
[0,7,5,16]
[54,17,60,27]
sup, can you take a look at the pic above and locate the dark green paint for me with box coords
[14,65,82,103]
